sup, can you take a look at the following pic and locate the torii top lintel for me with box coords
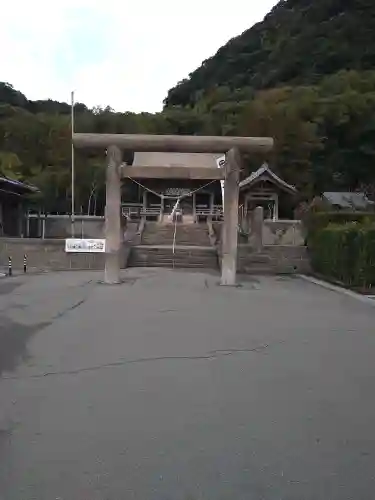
[72,133,274,154]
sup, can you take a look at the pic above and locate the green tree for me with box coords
[0,151,23,179]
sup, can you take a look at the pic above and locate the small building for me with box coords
[0,176,39,236]
[121,156,297,223]
[322,192,374,211]
[239,163,297,220]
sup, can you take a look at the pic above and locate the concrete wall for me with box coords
[214,218,310,274]
[0,238,130,273]
[28,216,105,239]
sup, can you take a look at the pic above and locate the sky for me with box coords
[1,0,278,113]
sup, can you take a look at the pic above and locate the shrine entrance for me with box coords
[179,195,193,216]
[246,196,277,221]
[163,197,177,215]
[72,133,274,285]
[163,188,192,217]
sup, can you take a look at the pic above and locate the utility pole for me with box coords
[71,90,75,237]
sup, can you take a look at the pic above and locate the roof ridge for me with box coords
[239,164,297,193]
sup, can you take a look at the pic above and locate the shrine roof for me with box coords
[0,176,39,196]
[239,163,297,194]
[322,192,374,210]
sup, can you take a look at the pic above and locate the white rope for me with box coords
[183,179,218,198]
[172,211,178,263]
[126,177,166,199]
[168,197,181,223]
[125,177,219,269]
[170,198,180,269]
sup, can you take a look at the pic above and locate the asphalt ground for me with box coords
[0,268,374,500]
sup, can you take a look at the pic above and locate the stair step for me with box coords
[243,265,274,272]
[129,244,219,270]
[243,255,272,264]
[141,222,211,247]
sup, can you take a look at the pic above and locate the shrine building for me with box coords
[121,153,297,223]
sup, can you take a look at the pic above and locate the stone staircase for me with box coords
[141,222,211,246]
[128,222,218,269]
[128,245,219,269]
[237,252,274,275]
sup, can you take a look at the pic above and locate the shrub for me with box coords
[310,223,375,289]
[305,211,375,242]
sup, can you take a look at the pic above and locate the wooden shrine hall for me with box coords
[121,155,297,223]
[121,152,224,223]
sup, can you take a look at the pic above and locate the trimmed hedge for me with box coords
[310,223,375,289]
[305,211,375,241]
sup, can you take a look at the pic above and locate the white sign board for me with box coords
[216,155,226,211]
[65,239,106,253]
[216,155,226,169]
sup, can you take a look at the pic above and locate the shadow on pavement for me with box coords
[0,316,49,377]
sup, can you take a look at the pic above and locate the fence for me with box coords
[26,214,105,239]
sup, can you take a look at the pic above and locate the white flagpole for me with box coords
[71,90,75,237]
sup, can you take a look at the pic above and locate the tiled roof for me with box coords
[323,192,373,209]
[239,163,297,193]
[0,176,39,194]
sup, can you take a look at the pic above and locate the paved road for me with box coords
[0,269,375,500]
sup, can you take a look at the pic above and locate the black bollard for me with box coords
[8,256,12,277]
[23,254,27,273]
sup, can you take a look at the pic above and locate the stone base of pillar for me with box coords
[220,255,237,286]
[104,253,121,284]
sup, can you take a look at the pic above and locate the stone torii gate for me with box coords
[73,133,274,286]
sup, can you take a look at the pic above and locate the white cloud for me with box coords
[0,0,278,112]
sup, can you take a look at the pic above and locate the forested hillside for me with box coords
[1,0,375,214]
[0,82,178,214]
[165,0,375,108]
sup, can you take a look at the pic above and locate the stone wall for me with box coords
[215,220,305,247]
[0,238,130,273]
[262,220,305,246]
[237,244,310,274]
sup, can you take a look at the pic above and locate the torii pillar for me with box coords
[221,148,241,286]
[104,145,122,284]
[72,133,274,285]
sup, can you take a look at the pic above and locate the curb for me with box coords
[297,274,375,306]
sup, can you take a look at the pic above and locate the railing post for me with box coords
[41,215,46,239]
[253,206,264,253]
[159,197,164,223]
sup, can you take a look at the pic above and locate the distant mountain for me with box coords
[164,0,375,107]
